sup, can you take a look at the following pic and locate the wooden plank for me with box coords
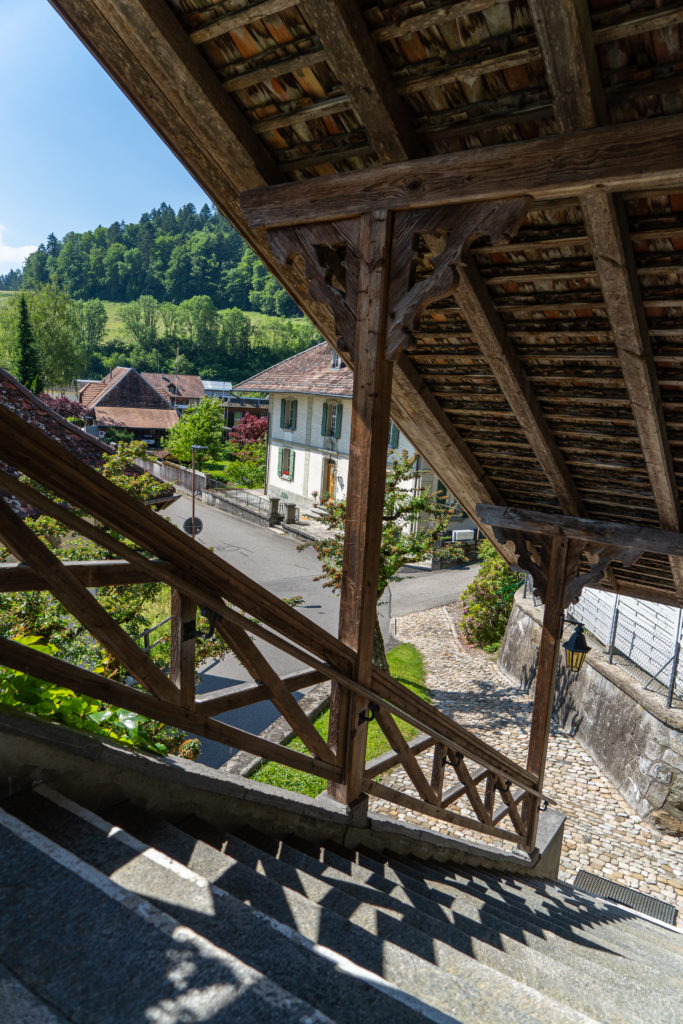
[196,668,326,715]
[441,766,489,809]
[430,742,446,801]
[188,0,297,45]
[222,47,327,92]
[0,635,341,784]
[330,207,395,804]
[216,619,335,764]
[449,754,489,823]
[457,257,584,517]
[372,1,499,42]
[476,504,683,558]
[303,0,419,162]
[396,45,541,95]
[366,780,522,845]
[524,535,569,849]
[593,8,683,44]
[0,499,178,703]
[495,784,526,837]
[241,112,683,227]
[374,706,437,804]
[0,559,161,592]
[170,589,196,710]
[251,96,354,135]
[364,734,434,781]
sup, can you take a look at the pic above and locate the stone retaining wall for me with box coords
[499,593,683,829]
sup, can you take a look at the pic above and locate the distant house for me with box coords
[202,380,233,401]
[234,343,469,536]
[0,368,176,511]
[79,367,178,443]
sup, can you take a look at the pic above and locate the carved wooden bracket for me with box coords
[385,198,528,360]
[268,220,360,362]
[268,199,527,365]
[490,526,643,608]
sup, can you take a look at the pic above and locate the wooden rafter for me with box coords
[529,0,683,597]
[303,0,419,162]
[371,1,500,42]
[242,112,683,226]
[456,256,584,517]
[187,0,297,46]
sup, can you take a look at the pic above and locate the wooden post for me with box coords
[328,208,394,805]
[524,535,569,849]
[170,588,197,710]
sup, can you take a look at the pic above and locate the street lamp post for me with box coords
[191,444,207,537]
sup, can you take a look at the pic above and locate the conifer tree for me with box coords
[16,295,43,393]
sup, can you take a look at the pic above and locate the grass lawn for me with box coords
[250,642,429,797]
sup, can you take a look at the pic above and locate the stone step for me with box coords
[228,824,682,993]
[391,853,683,957]
[283,832,683,972]
[0,963,69,1024]
[0,805,336,1024]
[15,786,601,1024]
[179,816,683,1024]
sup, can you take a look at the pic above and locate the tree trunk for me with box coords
[373,610,389,671]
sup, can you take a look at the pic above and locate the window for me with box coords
[330,350,343,369]
[278,447,295,480]
[279,398,297,431]
[321,401,343,438]
[388,422,399,449]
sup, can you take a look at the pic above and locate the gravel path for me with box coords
[370,603,683,915]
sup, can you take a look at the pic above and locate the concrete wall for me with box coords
[137,457,206,493]
[499,593,683,830]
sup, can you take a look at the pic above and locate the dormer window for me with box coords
[330,349,343,369]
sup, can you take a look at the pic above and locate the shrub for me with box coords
[460,541,521,651]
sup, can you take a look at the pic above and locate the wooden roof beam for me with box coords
[51,0,279,190]
[372,1,500,42]
[242,112,683,226]
[456,257,584,516]
[188,0,297,46]
[529,0,683,597]
[302,0,420,162]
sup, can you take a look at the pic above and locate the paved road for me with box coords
[159,496,480,767]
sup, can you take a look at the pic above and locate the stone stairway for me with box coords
[1,784,682,1024]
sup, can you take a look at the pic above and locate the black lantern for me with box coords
[563,623,591,673]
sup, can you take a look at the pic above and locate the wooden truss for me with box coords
[0,403,547,851]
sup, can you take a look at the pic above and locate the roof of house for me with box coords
[235,344,353,399]
[45,1,683,604]
[0,369,112,470]
[141,373,205,403]
[79,367,132,408]
[93,407,179,430]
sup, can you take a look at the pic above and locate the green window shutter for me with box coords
[278,447,283,476]
[290,450,296,479]
[321,402,328,435]
[334,403,343,439]
[291,399,298,430]
[390,423,399,448]
[280,399,285,429]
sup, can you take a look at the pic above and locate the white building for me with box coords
[234,343,473,537]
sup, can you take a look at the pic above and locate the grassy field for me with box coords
[250,642,429,797]
[0,291,14,309]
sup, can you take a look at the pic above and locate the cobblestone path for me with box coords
[370,603,683,916]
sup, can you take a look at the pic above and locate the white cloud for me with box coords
[0,226,37,276]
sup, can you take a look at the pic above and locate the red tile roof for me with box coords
[79,366,131,407]
[142,373,204,403]
[234,343,352,397]
[93,406,179,430]
[0,369,113,469]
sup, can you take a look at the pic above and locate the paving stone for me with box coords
[372,604,683,915]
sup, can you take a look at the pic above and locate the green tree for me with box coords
[28,285,86,388]
[303,451,453,669]
[164,397,225,467]
[16,295,43,392]
[460,541,521,651]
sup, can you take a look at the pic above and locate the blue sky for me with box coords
[0,0,209,274]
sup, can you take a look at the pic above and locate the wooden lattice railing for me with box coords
[0,403,548,851]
